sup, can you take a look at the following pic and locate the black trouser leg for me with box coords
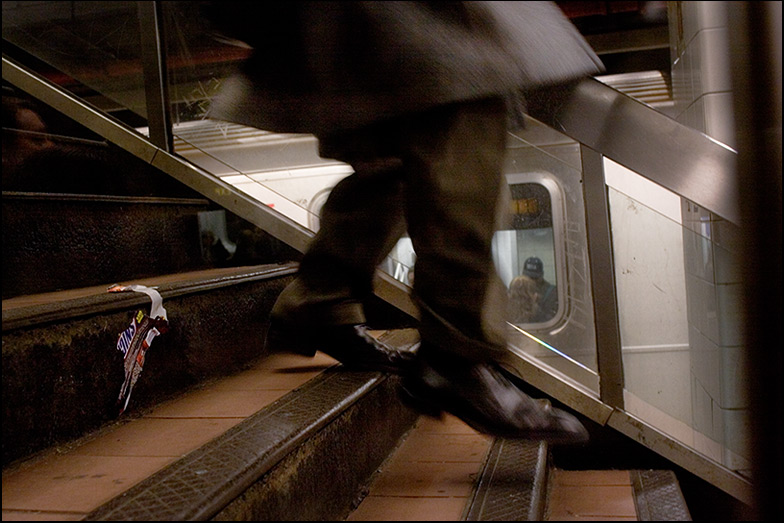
[273,97,510,366]
[271,158,407,326]
[399,97,510,363]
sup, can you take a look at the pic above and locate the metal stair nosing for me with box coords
[631,469,692,521]
[82,367,419,521]
[464,438,693,521]
[464,438,550,521]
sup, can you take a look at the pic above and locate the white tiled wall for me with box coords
[668,1,749,473]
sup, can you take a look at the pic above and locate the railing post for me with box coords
[137,1,173,153]
[581,145,625,407]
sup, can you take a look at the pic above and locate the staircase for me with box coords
[2,114,692,523]
[2,81,698,520]
[3,341,692,521]
[1,91,423,519]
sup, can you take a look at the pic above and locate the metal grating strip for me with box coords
[631,469,692,521]
[463,438,549,521]
[84,368,385,521]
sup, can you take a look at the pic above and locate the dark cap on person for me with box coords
[523,257,544,278]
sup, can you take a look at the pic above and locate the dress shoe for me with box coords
[400,352,589,444]
[266,319,417,374]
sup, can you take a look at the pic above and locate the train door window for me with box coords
[493,177,565,328]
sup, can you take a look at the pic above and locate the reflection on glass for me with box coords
[3,1,147,122]
[495,182,558,326]
[162,1,251,126]
[510,254,558,323]
[607,158,750,477]
[496,140,598,390]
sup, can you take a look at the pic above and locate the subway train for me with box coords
[2,1,780,521]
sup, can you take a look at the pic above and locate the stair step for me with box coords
[630,469,692,521]
[348,426,693,521]
[1,192,300,299]
[4,300,692,521]
[86,366,416,520]
[2,352,418,521]
[2,192,210,298]
[545,468,692,521]
[2,264,298,466]
[347,414,494,521]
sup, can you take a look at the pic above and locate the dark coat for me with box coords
[205,1,603,135]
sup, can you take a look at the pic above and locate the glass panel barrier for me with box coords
[1,2,344,237]
[498,121,599,393]
[606,158,750,479]
[3,1,147,124]
[158,0,602,380]
[168,121,352,231]
[157,2,353,234]
[1,1,415,282]
[159,1,344,232]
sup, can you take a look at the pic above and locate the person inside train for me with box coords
[508,275,542,324]
[521,256,559,322]
[200,1,602,443]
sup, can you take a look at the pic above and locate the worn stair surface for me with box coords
[345,419,692,521]
[2,264,299,467]
[2,342,420,521]
[3,358,692,522]
[2,258,422,521]
[2,267,691,521]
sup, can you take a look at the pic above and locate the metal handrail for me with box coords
[525,77,739,225]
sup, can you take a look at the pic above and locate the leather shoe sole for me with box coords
[400,359,589,445]
[266,320,417,374]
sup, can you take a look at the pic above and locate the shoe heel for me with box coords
[265,323,317,357]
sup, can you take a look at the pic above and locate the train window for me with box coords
[380,177,565,330]
[493,178,564,328]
